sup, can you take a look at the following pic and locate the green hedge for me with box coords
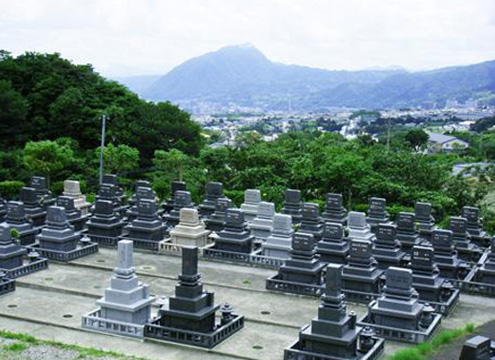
[0,180,25,200]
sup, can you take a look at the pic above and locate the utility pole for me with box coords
[99,115,106,185]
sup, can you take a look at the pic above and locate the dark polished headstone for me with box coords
[214,209,254,254]
[162,181,187,214]
[462,206,490,247]
[128,180,151,206]
[96,183,126,217]
[19,187,46,227]
[56,196,87,231]
[477,237,495,284]
[29,176,55,207]
[367,197,390,233]
[3,201,38,246]
[127,182,156,221]
[431,229,467,280]
[415,202,436,241]
[102,174,125,200]
[449,216,481,262]
[87,200,125,247]
[125,198,167,250]
[163,190,194,228]
[205,197,233,233]
[299,202,323,242]
[284,264,384,360]
[0,196,7,222]
[281,189,303,225]
[396,212,421,254]
[372,224,406,270]
[145,246,244,348]
[459,335,495,360]
[198,182,224,217]
[410,245,458,315]
[316,222,349,265]
[322,193,347,225]
[342,239,384,302]
[0,222,26,269]
[365,267,439,341]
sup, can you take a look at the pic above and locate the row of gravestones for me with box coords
[81,238,388,360]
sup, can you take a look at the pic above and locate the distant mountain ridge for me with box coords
[116,45,495,110]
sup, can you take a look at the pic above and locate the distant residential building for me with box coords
[427,132,469,152]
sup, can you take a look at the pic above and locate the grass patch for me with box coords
[0,329,148,359]
[389,323,476,360]
[242,279,252,285]
[2,342,29,352]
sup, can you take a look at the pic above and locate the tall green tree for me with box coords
[97,143,140,174]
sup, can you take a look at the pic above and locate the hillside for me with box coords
[118,45,495,110]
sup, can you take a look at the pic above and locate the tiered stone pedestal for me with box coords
[366,197,390,234]
[204,198,233,233]
[266,232,326,297]
[56,196,88,232]
[144,246,244,348]
[449,217,482,263]
[262,214,293,259]
[316,223,349,265]
[372,224,406,270]
[250,202,275,243]
[163,191,194,229]
[431,229,470,281]
[162,181,187,214]
[284,264,384,360]
[415,202,436,242]
[281,189,303,225]
[462,206,490,248]
[198,182,224,218]
[125,199,167,252]
[19,187,46,227]
[3,201,39,246]
[358,267,441,343]
[82,240,154,338]
[63,180,91,216]
[87,200,125,247]
[299,202,323,243]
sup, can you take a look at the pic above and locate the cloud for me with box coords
[0,0,494,76]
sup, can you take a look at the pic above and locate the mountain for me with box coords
[114,74,161,95]
[117,45,495,110]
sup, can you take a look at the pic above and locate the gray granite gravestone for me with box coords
[213,209,254,254]
[459,335,495,360]
[316,222,350,265]
[372,224,406,270]
[0,197,7,222]
[410,245,459,315]
[63,180,91,215]
[3,201,38,246]
[163,190,194,228]
[35,206,98,261]
[262,214,293,259]
[281,189,303,225]
[168,208,211,248]
[462,206,490,247]
[198,182,224,217]
[431,229,467,280]
[82,240,154,338]
[205,197,233,232]
[162,181,187,214]
[250,201,275,242]
[102,174,125,201]
[267,232,326,296]
[415,202,436,241]
[299,202,323,242]
[342,239,384,302]
[396,212,421,254]
[348,211,375,242]
[239,189,261,223]
[19,187,46,227]
[360,267,440,343]
[0,222,47,279]
[366,197,390,233]
[96,183,126,218]
[30,176,55,207]
[127,182,156,221]
[87,200,125,247]
[322,193,348,225]
[145,246,244,348]
[125,198,167,251]
[449,216,481,262]
[56,196,87,231]
[284,264,384,360]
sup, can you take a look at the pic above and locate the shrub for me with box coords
[0,180,25,200]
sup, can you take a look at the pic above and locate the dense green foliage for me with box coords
[0,50,202,164]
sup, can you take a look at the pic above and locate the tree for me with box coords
[23,140,74,186]
[0,80,29,147]
[405,129,429,151]
[153,149,189,182]
[96,143,139,174]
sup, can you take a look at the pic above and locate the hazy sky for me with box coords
[1,0,494,77]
